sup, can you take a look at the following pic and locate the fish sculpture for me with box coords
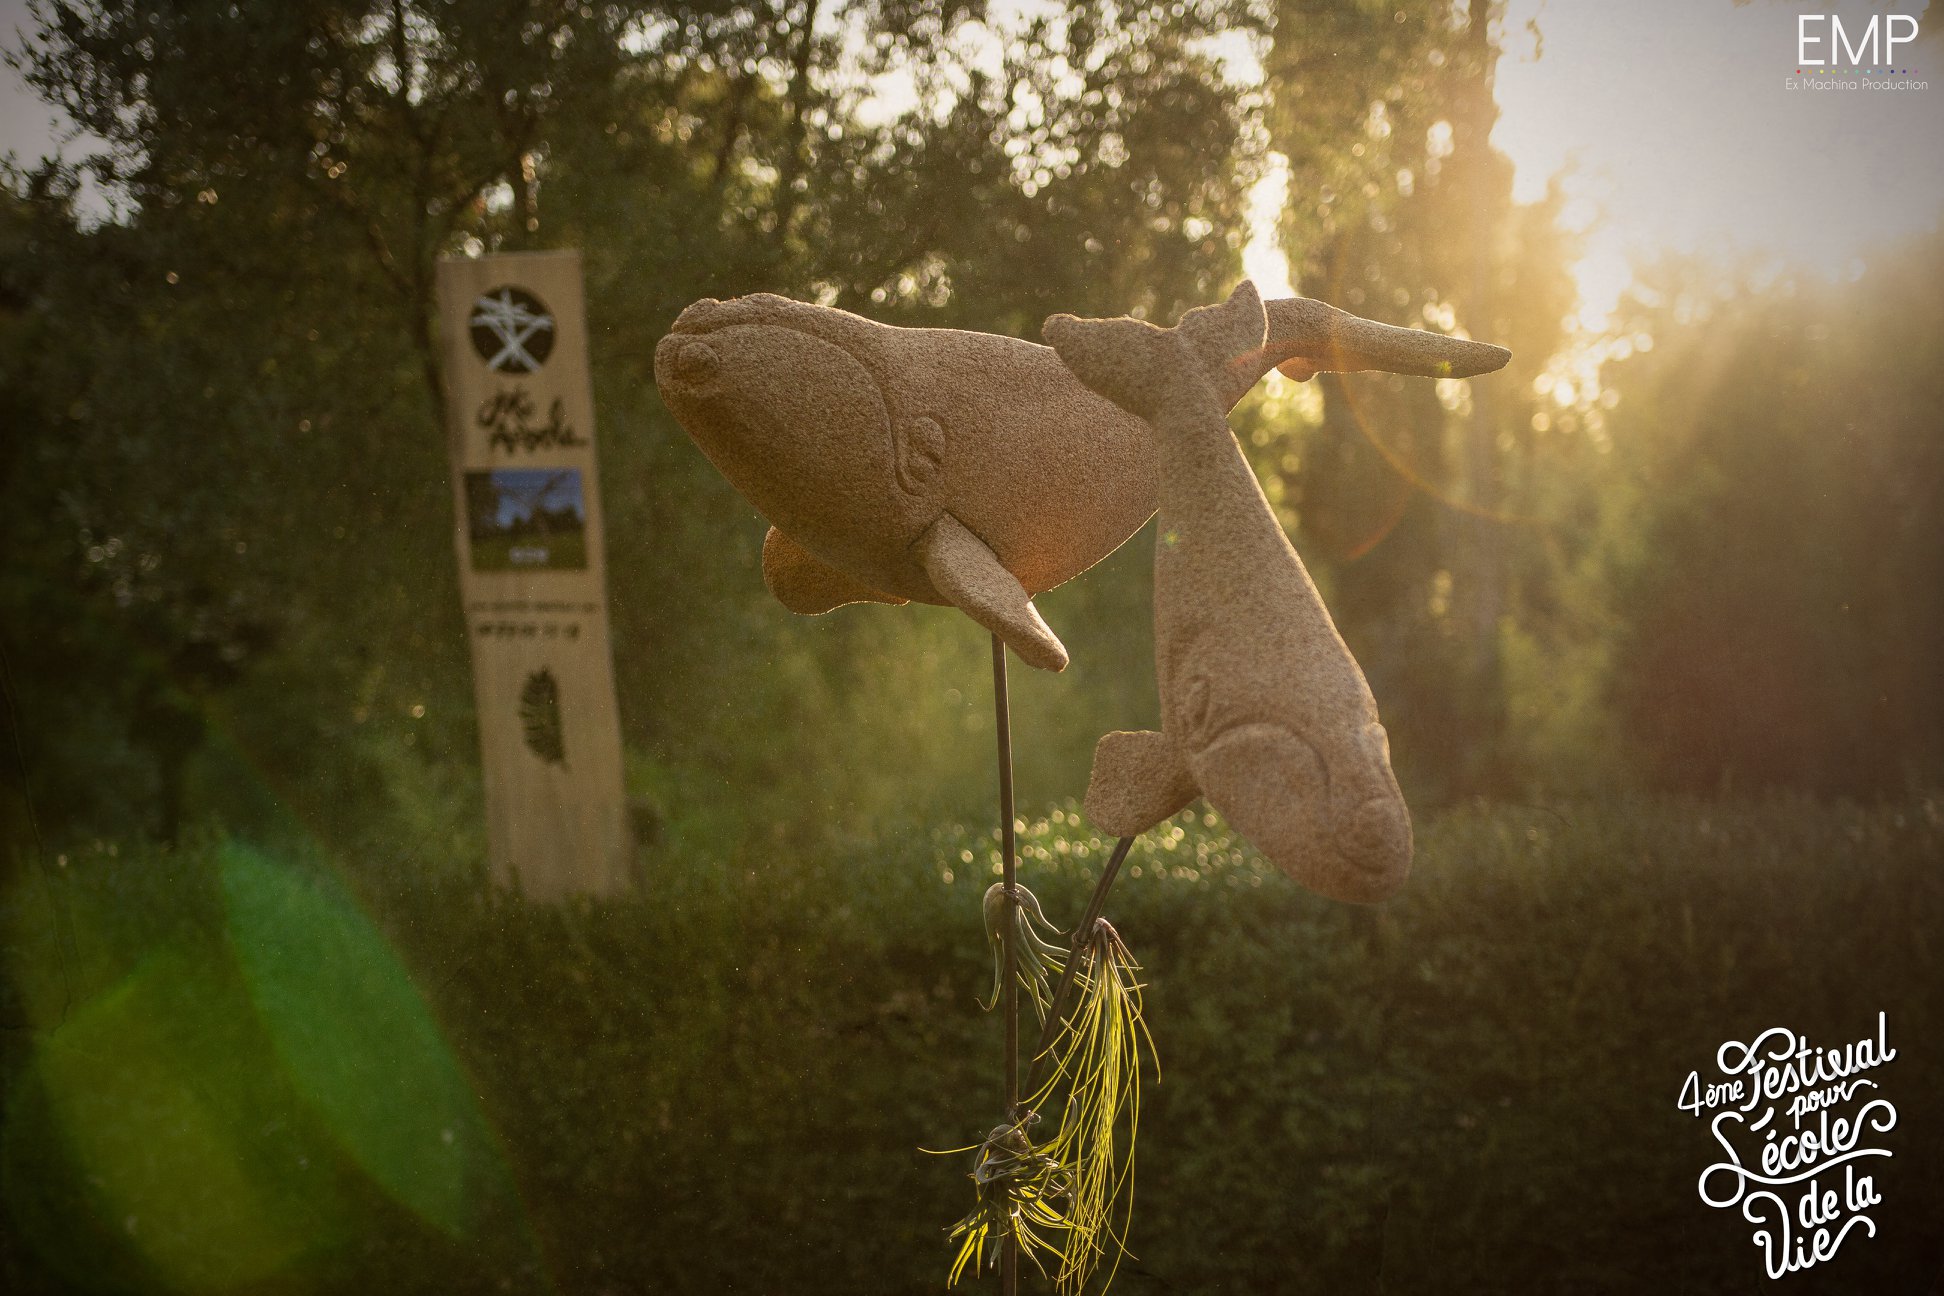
[654,291,1507,672]
[1044,281,1444,903]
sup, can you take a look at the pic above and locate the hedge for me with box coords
[4,794,1941,1293]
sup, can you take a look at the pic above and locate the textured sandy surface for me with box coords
[1046,282,1440,904]
[654,291,1506,672]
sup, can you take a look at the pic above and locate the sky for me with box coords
[487,469,586,528]
[3,0,1940,331]
[0,0,62,163]
[1229,0,1944,327]
[1491,0,1944,326]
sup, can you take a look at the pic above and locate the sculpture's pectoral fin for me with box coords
[916,514,1069,672]
[763,527,909,615]
[1084,729,1200,837]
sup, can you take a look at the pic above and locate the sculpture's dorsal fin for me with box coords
[1083,729,1200,837]
[916,513,1068,672]
[763,527,908,614]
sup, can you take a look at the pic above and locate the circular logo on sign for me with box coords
[469,285,556,373]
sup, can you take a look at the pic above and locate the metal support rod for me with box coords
[990,633,1019,1296]
[988,637,1138,1292]
[1021,834,1136,1104]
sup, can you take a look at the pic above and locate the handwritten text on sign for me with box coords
[1679,1013,1896,1279]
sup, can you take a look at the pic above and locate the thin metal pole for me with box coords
[1022,835,1136,1103]
[990,633,1019,1296]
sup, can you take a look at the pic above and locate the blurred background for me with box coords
[1,1,1940,1292]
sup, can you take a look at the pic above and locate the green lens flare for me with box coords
[2,950,341,1292]
[217,844,511,1240]
[2,843,538,1290]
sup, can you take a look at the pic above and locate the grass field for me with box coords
[3,793,1940,1293]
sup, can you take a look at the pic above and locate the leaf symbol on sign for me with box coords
[519,668,567,765]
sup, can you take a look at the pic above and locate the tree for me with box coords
[1598,233,1944,795]
[3,0,1271,850]
[1264,0,1579,798]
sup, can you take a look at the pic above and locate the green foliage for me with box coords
[1265,0,1584,800]
[1594,235,1944,794]
[1026,917,1155,1296]
[940,1115,1074,1286]
[8,0,1934,857]
[0,0,1259,857]
[6,795,1941,1292]
[979,880,1065,1016]
[957,892,1157,1293]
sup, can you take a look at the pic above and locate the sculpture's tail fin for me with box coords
[1042,281,1267,421]
[1046,280,1514,415]
[1261,298,1510,386]
[1177,280,1270,389]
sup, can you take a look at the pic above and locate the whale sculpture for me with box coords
[654,291,1508,671]
[1044,282,1423,903]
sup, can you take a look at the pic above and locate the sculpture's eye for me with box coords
[671,340,720,391]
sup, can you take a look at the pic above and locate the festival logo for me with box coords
[1679,1014,1898,1279]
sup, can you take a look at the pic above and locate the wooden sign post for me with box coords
[437,250,632,897]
